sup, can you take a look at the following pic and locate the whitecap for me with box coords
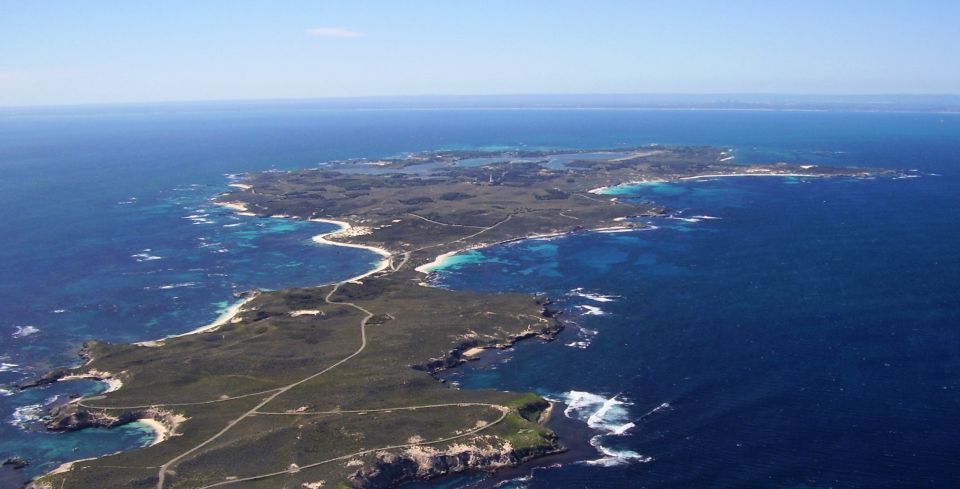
[584,436,653,466]
[562,391,634,433]
[9,403,43,428]
[494,475,532,488]
[0,362,20,372]
[132,251,162,262]
[0,387,14,397]
[690,215,722,220]
[578,305,606,316]
[12,326,39,338]
[52,309,67,314]
[148,282,198,291]
[586,397,634,434]
[560,390,658,467]
[569,288,619,303]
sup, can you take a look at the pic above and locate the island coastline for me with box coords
[24,146,897,489]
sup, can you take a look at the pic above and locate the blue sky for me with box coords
[1,0,958,106]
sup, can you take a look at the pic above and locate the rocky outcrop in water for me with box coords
[2,457,28,470]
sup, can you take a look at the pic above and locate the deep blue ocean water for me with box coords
[0,107,958,487]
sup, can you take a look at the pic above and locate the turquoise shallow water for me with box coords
[0,106,958,486]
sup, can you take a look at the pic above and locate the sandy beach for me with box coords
[137,410,186,447]
[588,179,667,194]
[171,295,254,337]
[308,218,392,283]
[414,250,460,274]
[677,172,827,180]
[142,212,393,348]
[415,226,635,275]
[215,201,250,212]
[133,294,257,347]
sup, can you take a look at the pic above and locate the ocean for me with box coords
[0,106,958,488]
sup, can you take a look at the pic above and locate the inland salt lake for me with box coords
[0,106,957,488]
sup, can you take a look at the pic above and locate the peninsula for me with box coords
[29,146,893,489]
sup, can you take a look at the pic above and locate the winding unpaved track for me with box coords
[406,212,486,229]
[151,216,519,489]
[79,388,284,411]
[254,402,501,416]
[155,282,376,489]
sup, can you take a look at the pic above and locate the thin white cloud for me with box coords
[307,27,364,38]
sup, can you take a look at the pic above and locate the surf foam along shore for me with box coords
[137,292,260,346]
[558,391,655,467]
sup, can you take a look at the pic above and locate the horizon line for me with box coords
[3,92,960,112]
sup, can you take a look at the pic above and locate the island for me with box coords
[27,146,894,489]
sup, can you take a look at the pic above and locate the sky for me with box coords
[1,0,959,106]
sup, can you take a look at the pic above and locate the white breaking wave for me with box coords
[565,325,599,349]
[0,387,14,397]
[559,390,659,467]
[585,437,654,466]
[12,326,39,338]
[562,391,635,434]
[691,215,721,220]
[9,403,43,428]
[132,249,162,262]
[569,288,619,303]
[0,362,20,372]
[578,305,606,316]
[494,475,533,488]
[156,282,198,290]
[185,213,215,224]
